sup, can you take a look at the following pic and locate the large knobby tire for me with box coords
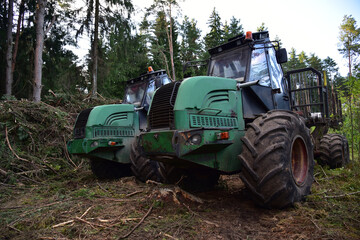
[90,158,132,179]
[159,163,220,192]
[239,110,314,209]
[129,140,163,182]
[318,134,350,169]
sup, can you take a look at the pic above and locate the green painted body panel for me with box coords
[87,104,135,127]
[67,104,139,163]
[174,76,237,111]
[141,76,246,172]
[139,128,245,172]
[173,76,245,131]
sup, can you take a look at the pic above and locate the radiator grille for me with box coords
[148,82,181,129]
[74,108,93,139]
[93,127,134,138]
[190,115,238,128]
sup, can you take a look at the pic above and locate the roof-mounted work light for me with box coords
[245,31,253,41]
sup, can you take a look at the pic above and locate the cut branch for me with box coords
[75,217,103,229]
[52,220,74,228]
[161,232,179,240]
[5,126,30,163]
[125,190,142,198]
[118,204,154,239]
[45,15,56,36]
[63,136,77,168]
[325,191,360,198]
[80,206,93,219]
[0,167,8,176]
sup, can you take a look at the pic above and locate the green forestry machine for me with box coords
[67,68,171,179]
[131,31,349,208]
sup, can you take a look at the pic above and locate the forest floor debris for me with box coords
[1,167,359,240]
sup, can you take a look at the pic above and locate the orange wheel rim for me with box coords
[291,137,308,186]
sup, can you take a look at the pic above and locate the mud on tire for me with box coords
[239,110,314,209]
[90,158,132,179]
[318,134,350,169]
[130,139,163,182]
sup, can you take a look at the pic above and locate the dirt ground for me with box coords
[1,170,352,240]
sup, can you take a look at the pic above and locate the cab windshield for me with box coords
[208,46,250,82]
[124,81,147,106]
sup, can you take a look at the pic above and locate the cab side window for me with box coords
[268,47,284,92]
[161,76,171,85]
[144,80,155,106]
[249,47,270,87]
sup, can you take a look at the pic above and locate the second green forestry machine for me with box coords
[67,68,171,179]
[131,31,349,208]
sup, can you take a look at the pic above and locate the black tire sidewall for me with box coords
[319,134,349,168]
[239,110,314,208]
[130,138,162,182]
[341,135,350,164]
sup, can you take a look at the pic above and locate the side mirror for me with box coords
[276,48,288,64]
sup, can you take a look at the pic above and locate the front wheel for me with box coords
[129,139,163,182]
[239,110,314,209]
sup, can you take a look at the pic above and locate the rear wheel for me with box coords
[130,139,163,182]
[159,163,220,191]
[318,134,350,169]
[239,110,314,209]
[90,158,132,179]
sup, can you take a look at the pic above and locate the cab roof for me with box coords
[126,69,167,85]
[208,31,270,56]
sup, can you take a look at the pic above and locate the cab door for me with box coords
[242,45,274,119]
[267,46,290,110]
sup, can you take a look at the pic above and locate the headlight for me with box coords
[90,141,99,148]
[190,134,202,145]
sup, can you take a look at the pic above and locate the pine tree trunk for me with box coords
[12,0,25,74]
[5,0,14,97]
[159,49,171,78]
[349,95,354,160]
[348,49,354,161]
[168,3,175,81]
[32,0,46,102]
[91,0,99,98]
[357,105,360,161]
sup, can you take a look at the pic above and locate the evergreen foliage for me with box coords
[204,7,224,50]
[337,15,360,160]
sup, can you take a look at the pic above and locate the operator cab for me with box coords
[123,68,171,110]
[123,68,171,130]
[208,31,290,120]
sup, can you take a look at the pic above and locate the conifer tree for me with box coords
[204,8,224,49]
[338,15,360,160]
